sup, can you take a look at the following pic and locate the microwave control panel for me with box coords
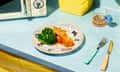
[26,0,46,16]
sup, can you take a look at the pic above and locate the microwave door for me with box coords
[0,0,13,6]
[0,0,21,13]
[0,0,46,20]
[0,0,26,20]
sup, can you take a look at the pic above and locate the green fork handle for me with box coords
[85,48,99,64]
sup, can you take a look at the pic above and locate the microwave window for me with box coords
[0,0,21,13]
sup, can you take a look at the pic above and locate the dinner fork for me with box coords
[85,37,107,64]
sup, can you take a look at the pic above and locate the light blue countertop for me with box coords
[0,0,120,72]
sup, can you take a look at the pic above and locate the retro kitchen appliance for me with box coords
[0,0,46,20]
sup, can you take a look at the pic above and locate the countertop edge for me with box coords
[0,44,73,72]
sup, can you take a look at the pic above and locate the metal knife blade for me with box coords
[107,40,113,54]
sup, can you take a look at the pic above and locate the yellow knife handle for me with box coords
[101,53,109,71]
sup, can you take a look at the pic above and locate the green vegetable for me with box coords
[37,27,56,44]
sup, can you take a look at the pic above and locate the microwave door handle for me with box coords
[23,0,28,16]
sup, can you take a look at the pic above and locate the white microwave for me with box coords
[0,0,46,20]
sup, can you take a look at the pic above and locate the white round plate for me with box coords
[32,23,84,54]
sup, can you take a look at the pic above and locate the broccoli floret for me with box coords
[37,27,56,44]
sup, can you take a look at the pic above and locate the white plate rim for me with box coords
[32,23,84,54]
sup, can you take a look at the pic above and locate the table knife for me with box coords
[101,40,113,71]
